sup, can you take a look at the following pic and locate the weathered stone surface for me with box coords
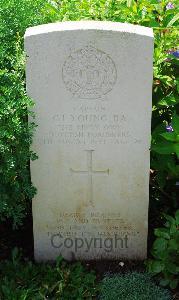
[25,21,153,261]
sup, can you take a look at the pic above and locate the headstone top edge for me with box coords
[24,21,153,39]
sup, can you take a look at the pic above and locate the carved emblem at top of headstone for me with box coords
[62,46,117,99]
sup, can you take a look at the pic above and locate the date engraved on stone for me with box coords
[62,46,117,99]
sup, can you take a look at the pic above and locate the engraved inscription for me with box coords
[70,150,109,206]
[62,46,117,99]
[37,104,138,146]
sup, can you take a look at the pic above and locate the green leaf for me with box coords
[154,228,170,239]
[167,162,179,177]
[160,132,177,142]
[169,223,178,235]
[164,214,176,225]
[167,13,179,27]
[45,3,60,15]
[173,143,179,156]
[153,238,168,252]
[152,124,166,139]
[160,278,170,287]
[149,260,165,274]
[149,20,160,27]
[158,94,178,107]
[166,262,178,275]
[127,0,134,7]
[169,278,179,289]
[168,239,178,251]
[172,114,179,133]
[177,79,179,93]
[152,140,175,154]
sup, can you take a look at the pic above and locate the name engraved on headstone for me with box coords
[39,110,135,146]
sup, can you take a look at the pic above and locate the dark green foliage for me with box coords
[100,272,172,300]
[0,248,97,299]
[0,0,52,227]
[147,210,179,289]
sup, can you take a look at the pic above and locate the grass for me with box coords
[100,271,172,300]
[0,250,172,300]
[0,248,97,300]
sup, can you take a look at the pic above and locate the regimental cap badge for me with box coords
[62,46,117,99]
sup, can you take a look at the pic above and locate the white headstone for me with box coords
[25,21,153,261]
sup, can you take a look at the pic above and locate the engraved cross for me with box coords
[70,150,109,206]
